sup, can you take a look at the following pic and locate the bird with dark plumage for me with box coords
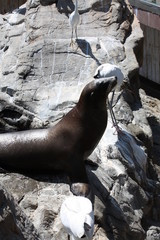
[60,196,94,240]
[94,63,124,131]
[69,0,80,46]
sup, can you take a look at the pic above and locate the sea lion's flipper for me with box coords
[70,182,92,198]
[68,156,91,197]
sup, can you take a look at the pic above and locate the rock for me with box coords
[0,92,47,132]
[140,88,160,182]
[146,226,160,240]
[0,0,160,239]
[27,0,40,9]
[0,183,41,240]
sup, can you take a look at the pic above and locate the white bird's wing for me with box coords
[60,197,85,238]
[60,196,94,240]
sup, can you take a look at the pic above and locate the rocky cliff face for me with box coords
[0,0,159,239]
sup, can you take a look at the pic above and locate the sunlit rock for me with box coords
[0,0,159,239]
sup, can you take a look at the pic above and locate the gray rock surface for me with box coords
[0,183,41,239]
[0,0,159,239]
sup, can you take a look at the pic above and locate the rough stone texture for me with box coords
[0,183,41,239]
[139,89,160,240]
[0,0,159,239]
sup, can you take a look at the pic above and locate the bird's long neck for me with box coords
[75,0,78,12]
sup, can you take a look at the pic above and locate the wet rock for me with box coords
[0,0,159,239]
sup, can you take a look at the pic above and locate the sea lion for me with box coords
[0,76,117,196]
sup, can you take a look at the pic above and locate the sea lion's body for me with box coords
[0,77,117,194]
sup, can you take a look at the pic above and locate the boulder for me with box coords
[0,183,41,239]
[0,0,159,239]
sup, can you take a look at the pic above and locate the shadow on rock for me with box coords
[76,39,101,66]
[86,165,130,239]
[57,0,74,17]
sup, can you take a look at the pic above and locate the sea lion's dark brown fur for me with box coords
[0,77,117,196]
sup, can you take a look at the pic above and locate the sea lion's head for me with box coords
[94,76,117,96]
[78,76,117,109]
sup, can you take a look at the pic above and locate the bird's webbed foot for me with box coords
[69,39,74,47]
[69,40,79,52]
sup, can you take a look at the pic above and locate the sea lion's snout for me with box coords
[96,76,117,91]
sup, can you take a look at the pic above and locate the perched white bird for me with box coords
[60,196,94,240]
[94,63,124,131]
[69,0,80,45]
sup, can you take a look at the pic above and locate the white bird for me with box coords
[94,63,124,131]
[60,196,94,240]
[69,0,80,45]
